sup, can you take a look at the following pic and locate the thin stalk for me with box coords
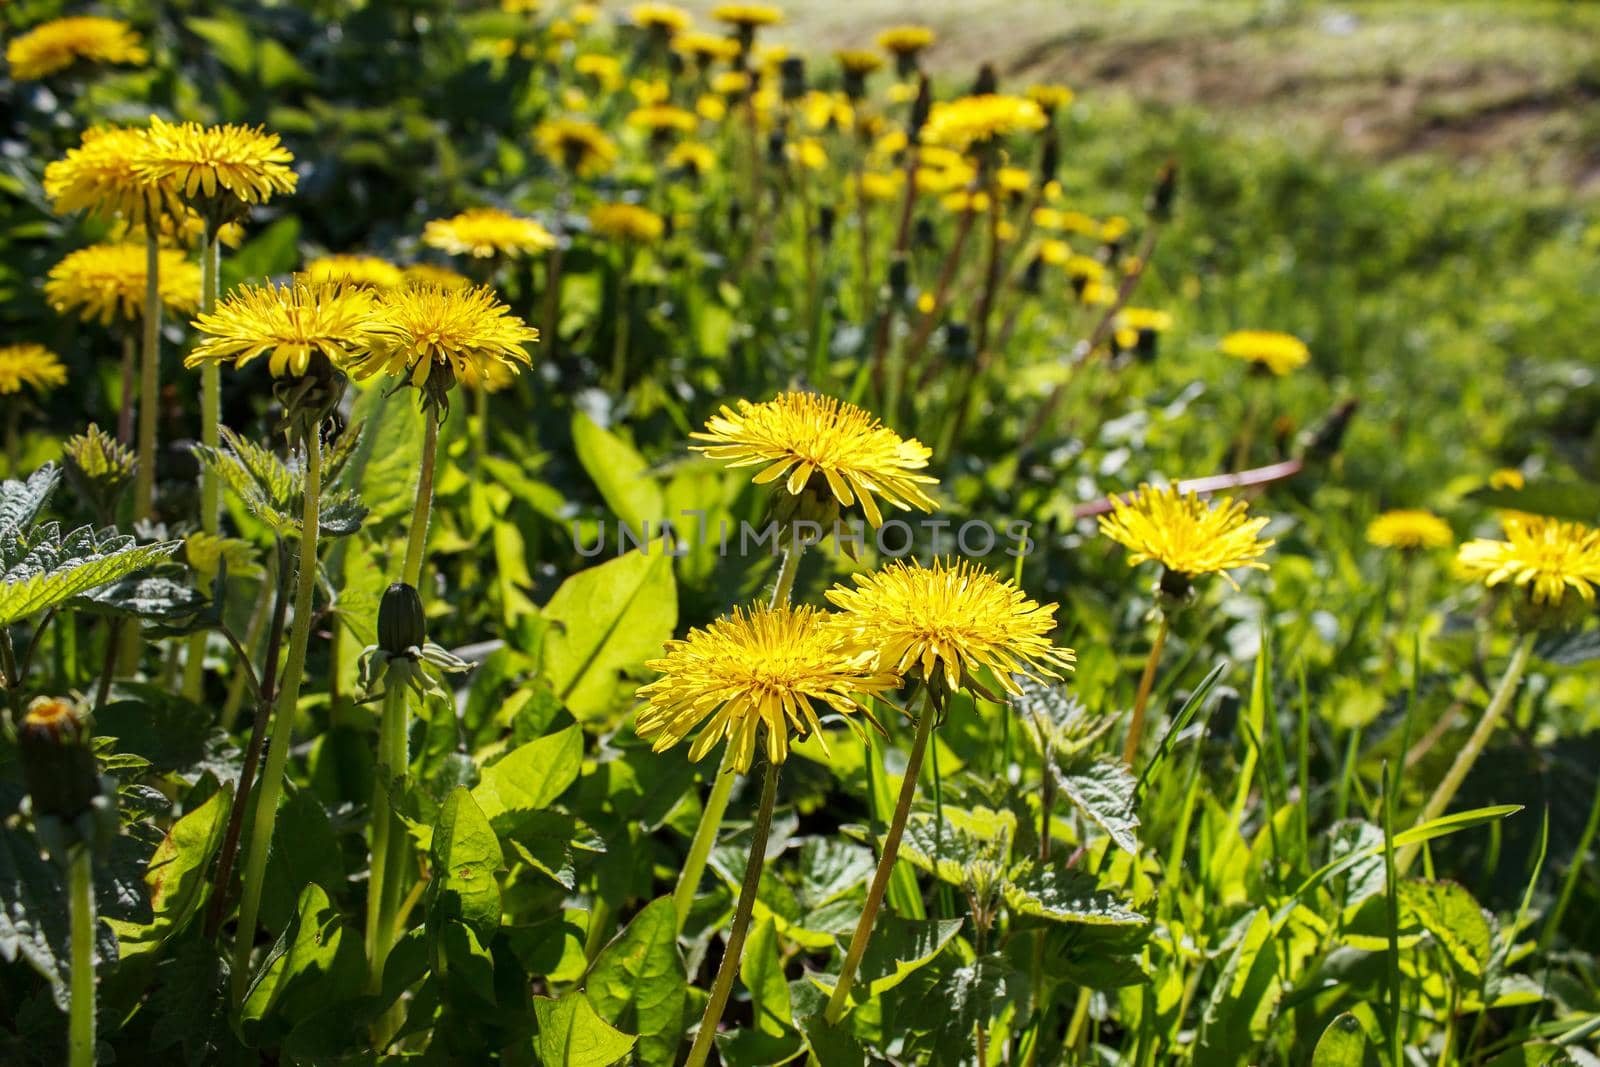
[117,333,135,444]
[683,759,781,1067]
[68,848,95,1067]
[231,427,322,1002]
[1122,613,1170,766]
[671,546,802,932]
[854,164,873,322]
[366,674,407,986]
[825,688,935,1024]
[403,411,440,589]
[1397,633,1535,873]
[219,565,274,732]
[133,229,161,521]
[184,232,222,701]
[608,259,632,394]
[472,385,489,473]
[1231,382,1263,472]
[900,198,977,376]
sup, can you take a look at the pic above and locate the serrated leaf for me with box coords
[899,815,994,888]
[585,897,686,1066]
[79,576,206,621]
[0,465,59,538]
[427,787,502,942]
[0,534,180,626]
[812,916,964,1008]
[0,826,118,1010]
[1399,880,1492,979]
[1004,861,1145,926]
[796,837,875,910]
[1013,676,1107,756]
[532,991,637,1066]
[922,956,1024,1067]
[1051,756,1140,856]
[472,725,583,826]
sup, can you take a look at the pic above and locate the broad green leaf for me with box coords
[0,827,117,1010]
[1311,1012,1374,1067]
[1400,880,1493,979]
[796,837,875,910]
[914,956,1023,1067]
[0,464,59,539]
[1052,757,1140,856]
[130,787,230,951]
[1483,1046,1578,1067]
[541,549,677,721]
[571,412,664,531]
[532,990,637,1066]
[742,915,792,1036]
[79,576,205,622]
[240,882,365,1043]
[810,917,964,1009]
[0,534,180,626]
[428,787,503,941]
[332,382,423,527]
[505,810,606,890]
[1197,909,1281,1066]
[586,897,686,1066]
[1468,480,1600,524]
[473,725,583,825]
[1004,861,1145,926]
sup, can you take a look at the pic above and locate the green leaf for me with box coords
[0,531,180,626]
[78,576,205,622]
[541,549,677,721]
[504,809,606,890]
[0,464,59,539]
[222,215,301,288]
[1399,880,1493,979]
[428,787,503,942]
[812,916,964,1008]
[1052,757,1140,856]
[1196,909,1282,1066]
[239,882,365,1044]
[571,411,664,531]
[1467,480,1600,523]
[0,827,117,1010]
[742,915,792,1036]
[335,384,424,527]
[128,787,230,951]
[1311,1012,1375,1067]
[920,956,1023,1066]
[586,897,686,1066]
[1482,1045,1578,1067]
[473,724,583,827]
[532,991,637,1066]
[1004,861,1146,926]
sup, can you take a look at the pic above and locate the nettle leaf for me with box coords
[0,826,118,1010]
[0,464,59,539]
[472,724,583,827]
[1399,880,1493,979]
[541,549,677,721]
[917,955,1026,1067]
[1533,627,1600,667]
[1003,861,1145,926]
[812,916,965,1009]
[899,815,998,888]
[194,427,368,540]
[796,837,875,910]
[1051,756,1140,856]
[79,576,207,622]
[427,786,503,942]
[0,528,180,626]
[532,990,637,1067]
[1013,677,1108,757]
[585,896,686,1067]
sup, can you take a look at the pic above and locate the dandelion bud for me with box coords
[887,256,910,303]
[817,205,837,245]
[1147,159,1178,223]
[378,582,427,655]
[944,321,972,364]
[1298,398,1358,463]
[1038,135,1060,185]
[19,698,116,865]
[913,215,937,250]
[907,76,932,143]
[766,129,787,167]
[780,56,806,101]
[62,423,136,520]
[972,63,998,96]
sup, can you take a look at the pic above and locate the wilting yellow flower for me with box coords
[134,116,298,213]
[187,282,382,379]
[827,559,1074,700]
[1099,484,1273,588]
[402,263,472,289]
[836,49,884,76]
[636,604,898,772]
[0,345,68,396]
[299,254,405,290]
[354,285,538,410]
[423,207,556,259]
[44,126,166,225]
[589,203,665,243]
[630,2,694,34]
[666,141,717,176]
[46,243,200,325]
[1220,329,1309,376]
[6,17,147,81]
[876,25,934,56]
[1027,84,1074,114]
[1367,509,1453,551]
[674,31,741,64]
[712,4,783,30]
[924,95,1047,150]
[691,392,937,528]
[627,104,698,136]
[574,52,623,90]
[535,118,619,176]
[1457,515,1600,608]
[1117,308,1173,334]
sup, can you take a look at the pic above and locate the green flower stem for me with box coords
[1122,612,1170,766]
[1398,632,1535,873]
[825,688,935,1024]
[198,231,222,532]
[68,847,95,1067]
[608,258,632,394]
[402,410,439,590]
[683,759,781,1067]
[366,670,408,989]
[231,425,322,1003]
[133,229,162,522]
[671,546,802,933]
[117,334,136,445]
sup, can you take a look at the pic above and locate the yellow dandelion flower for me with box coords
[836,49,884,76]
[354,285,538,410]
[996,166,1032,195]
[801,90,854,132]
[876,25,934,56]
[1220,329,1309,376]
[627,104,698,136]
[826,559,1075,700]
[44,126,166,225]
[711,70,751,96]
[0,345,68,396]
[923,94,1047,151]
[299,254,405,290]
[1027,84,1074,114]
[674,31,741,64]
[712,4,784,30]
[422,207,556,259]
[859,171,903,202]
[186,281,382,379]
[46,243,200,326]
[1099,484,1273,589]
[589,203,666,243]
[666,141,717,176]
[1367,509,1453,551]
[535,118,619,176]
[789,138,828,171]
[1057,209,1101,236]
[1457,515,1600,607]
[697,93,730,122]
[636,604,898,772]
[574,4,600,26]
[6,17,147,81]
[1489,468,1525,491]
[1117,307,1173,334]
[631,77,672,106]
[1063,254,1104,281]
[574,52,623,90]
[630,2,694,34]
[1101,215,1130,243]
[690,392,937,528]
[402,263,472,289]
[135,116,297,213]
